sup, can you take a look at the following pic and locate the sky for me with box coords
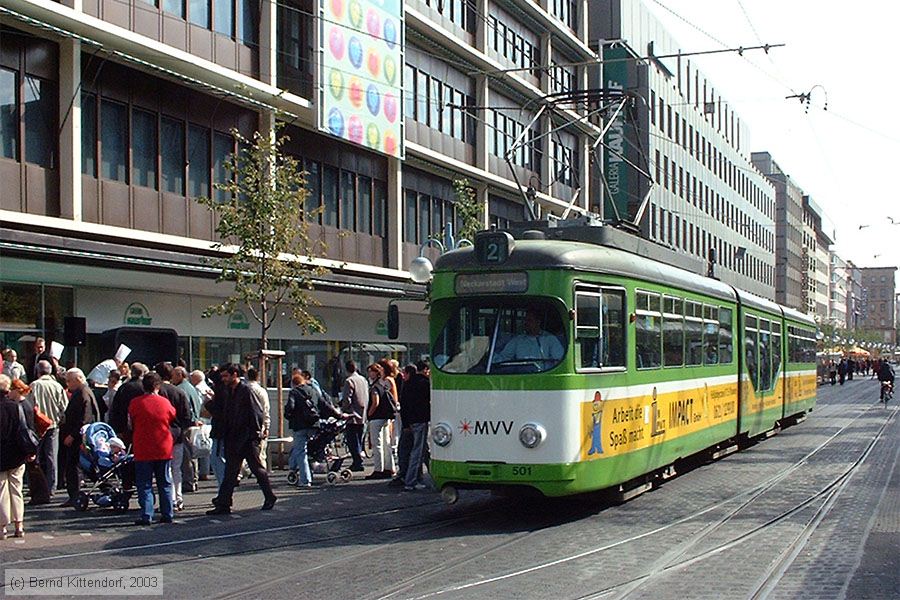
[644,0,900,274]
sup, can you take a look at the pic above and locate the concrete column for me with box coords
[474,0,489,54]
[580,135,590,211]
[259,0,278,87]
[474,74,489,172]
[387,156,403,270]
[59,39,81,221]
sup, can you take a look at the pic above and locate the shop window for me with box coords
[0,283,41,329]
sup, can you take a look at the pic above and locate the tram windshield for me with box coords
[432,300,567,374]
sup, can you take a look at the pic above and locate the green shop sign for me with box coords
[124,302,152,326]
[228,311,251,330]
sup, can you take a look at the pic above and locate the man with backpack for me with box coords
[284,371,321,488]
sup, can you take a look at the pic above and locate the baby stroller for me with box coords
[287,418,354,485]
[74,422,133,512]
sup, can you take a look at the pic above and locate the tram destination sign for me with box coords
[455,272,528,295]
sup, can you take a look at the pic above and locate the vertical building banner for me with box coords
[319,0,404,158]
[601,44,642,223]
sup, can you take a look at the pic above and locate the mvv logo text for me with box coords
[459,420,515,436]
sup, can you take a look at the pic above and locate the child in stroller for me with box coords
[287,417,355,485]
[73,422,134,512]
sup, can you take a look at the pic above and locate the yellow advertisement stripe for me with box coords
[580,381,738,460]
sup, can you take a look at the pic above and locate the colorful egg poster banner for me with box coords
[319,0,404,158]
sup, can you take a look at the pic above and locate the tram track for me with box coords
[573,403,899,600]
[397,392,891,600]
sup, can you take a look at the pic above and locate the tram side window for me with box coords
[718,307,733,363]
[758,319,771,391]
[575,291,600,369]
[663,296,684,367]
[636,291,662,369]
[744,315,759,390]
[574,288,625,369]
[771,322,782,381]
[685,301,703,366]
[703,305,719,365]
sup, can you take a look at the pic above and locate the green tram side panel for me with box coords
[431,421,738,497]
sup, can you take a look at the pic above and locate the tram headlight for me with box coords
[432,422,453,447]
[518,423,545,449]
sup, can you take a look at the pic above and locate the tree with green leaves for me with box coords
[197,127,328,357]
[453,178,483,245]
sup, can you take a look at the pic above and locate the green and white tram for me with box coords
[425,226,817,500]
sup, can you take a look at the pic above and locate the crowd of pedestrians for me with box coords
[0,337,431,536]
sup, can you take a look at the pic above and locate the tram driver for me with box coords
[492,307,564,364]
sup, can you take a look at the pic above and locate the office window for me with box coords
[190,0,210,27]
[187,124,210,198]
[304,159,321,222]
[404,189,417,243]
[161,117,185,194]
[237,0,259,45]
[0,68,15,159]
[430,77,442,131]
[212,132,233,202]
[214,0,234,35]
[417,70,428,126]
[81,92,96,176]
[163,0,185,18]
[340,170,355,230]
[131,109,158,189]
[419,193,430,243]
[101,100,128,182]
[373,180,386,237]
[23,76,55,168]
[404,64,416,120]
[358,175,372,234]
[322,165,338,226]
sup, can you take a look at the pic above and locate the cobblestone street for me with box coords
[2,379,898,599]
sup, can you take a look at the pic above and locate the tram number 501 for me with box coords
[511,466,533,476]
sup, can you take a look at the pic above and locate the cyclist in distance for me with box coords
[876,359,895,402]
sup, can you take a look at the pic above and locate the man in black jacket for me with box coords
[400,361,431,491]
[206,364,276,514]
[155,362,193,511]
[59,368,99,507]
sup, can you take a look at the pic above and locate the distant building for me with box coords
[859,267,897,343]
[847,261,863,330]
[751,152,804,311]
[591,0,777,300]
[830,252,849,329]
